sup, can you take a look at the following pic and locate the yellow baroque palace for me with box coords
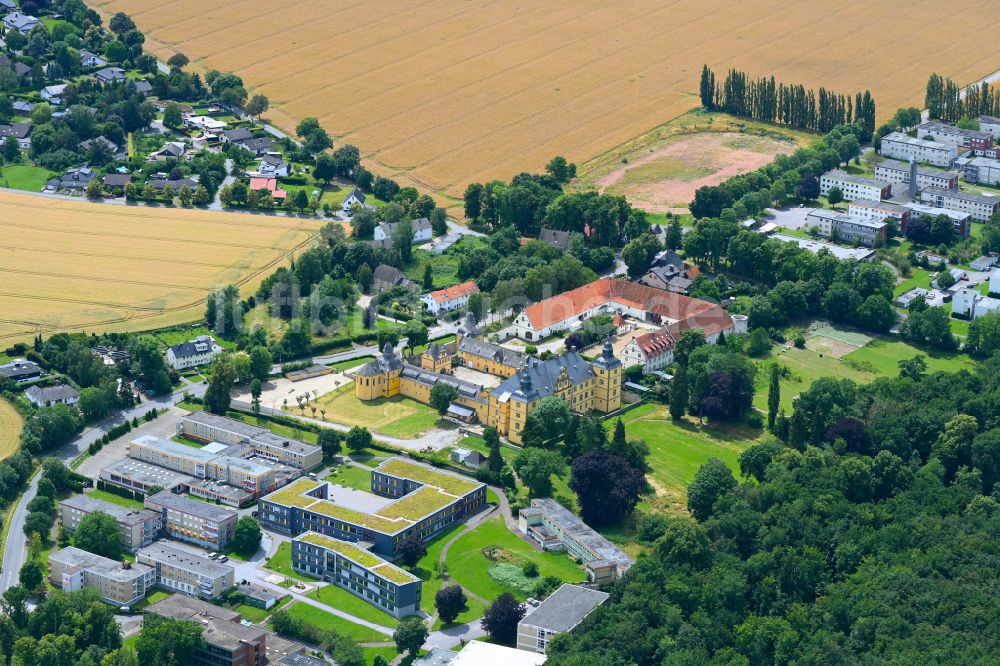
[354,314,622,443]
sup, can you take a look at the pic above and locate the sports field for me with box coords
[0,191,315,344]
[0,398,22,461]
[88,0,999,202]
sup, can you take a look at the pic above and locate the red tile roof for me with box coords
[249,176,287,200]
[521,278,731,337]
[632,328,676,358]
[429,280,479,304]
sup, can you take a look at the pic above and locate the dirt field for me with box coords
[0,399,22,461]
[0,192,316,344]
[87,0,999,203]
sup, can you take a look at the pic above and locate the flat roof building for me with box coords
[771,234,877,262]
[291,531,421,617]
[958,155,1000,187]
[517,584,609,654]
[136,541,235,600]
[259,458,486,557]
[178,411,322,470]
[145,595,267,666]
[99,458,196,495]
[805,208,887,247]
[899,201,973,238]
[819,169,892,201]
[874,158,960,191]
[519,498,633,588]
[129,434,276,497]
[145,490,238,549]
[920,186,1000,222]
[49,547,155,606]
[917,121,993,150]
[60,494,161,552]
[881,132,958,168]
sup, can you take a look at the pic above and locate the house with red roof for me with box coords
[249,176,287,201]
[422,280,479,315]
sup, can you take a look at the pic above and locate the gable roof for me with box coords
[242,137,273,151]
[630,328,676,359]
[222,128,253,142]
[25,383,79,403]
[373,263,407,285]
[491,352,595,403]
[103,173,131,187]
[411,217,431,232]
[345,188,366,203]
[539,227,571,250]
[132,79,152,93]
[427,280,478,304]
[0,123,30,139]
[167,336,218,358]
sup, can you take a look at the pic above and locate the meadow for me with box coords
[0,191,315,345]
[88,0,999,204]
[0,399,22,461]
[305,383,448,439]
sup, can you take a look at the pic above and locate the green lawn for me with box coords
[307,583,402,627]
[0,165,55,192]
[894,268,935,297]
[612,404,759,511]
[444,516,585,602]
[328,356,373,372]
[265,542,317,582]
[326,464,372,491]
[842,338,974,376]
[236,604,271,623]
[86,489,144,510]
[155,325,237,350]
[364,647,399,666]
[753,346,877,413]
[406,523,464,616]
[282,601,388,642]
[312,386,448,439]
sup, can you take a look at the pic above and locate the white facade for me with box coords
[979,116,1000,140]
[880,132,958,167]
[953,287,1000,320]
[848,200,910,225]
[989,272,1000,296]
[819,170,891,201]
[341,190,365,212]
[919,187,1000,222]
[165,335,222,371]
[422,281,478,315]
[874,159,959,190]
[961,156,1000,187]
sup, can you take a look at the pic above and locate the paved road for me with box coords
[0,383,206,591]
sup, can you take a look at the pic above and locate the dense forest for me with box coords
[699,66,876,139]
[548,356,1000,665]
[925,73,1000,123]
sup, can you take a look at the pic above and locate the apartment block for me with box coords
[919,187,1000,222]
[145,595,266,666]
[49,547,154,606]
[819,169,892,201]
[917,121,993,150]
[59,494,161,552]
[805,208,887,247]
[259,458,486,557]
[136,541,235,599]
[516,584,609,654]
[881,132,958,167]
[178,411,322,470]
[519,498,633,588]
[900,201,973,239]
[291,531,421,617]
[847,199,912,227]
[145,490,238,548]
[959,156,1000,186]
[979,115,1000,139]
[129,434,275,497]
[874,158,959,190]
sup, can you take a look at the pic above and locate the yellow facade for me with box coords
[456,350,519,378]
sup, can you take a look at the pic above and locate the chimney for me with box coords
[909,157,918,200]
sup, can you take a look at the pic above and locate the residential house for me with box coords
[148,176,197,193]
[372,263,414,293]
[952,287,1000,320]
[131,79,152,95]
[0,359,40,383]
[40,83,70,105]
[0,1,15,11]
[637,263,693,294]
[94,66,125,85]
[79,50,106,68]
[51,166,96,191]
[221,128,252,144]
[919,186,1000,222]
[59,494,161,552]
[80,136,125,161]
[620,327,677,372]
[249,176,287,202]
[136,542,235,600]
[422,280,479,315]
[341,188,365,212]
[49,547,155,606]
[165,334,222,370]
[240,137,273,155]
[147,141,189,162]
[538,228,571,251]
[516,584,609,654]
[25,383,79,407]
[880,132,958,167]
[183,115,227,133]
[10,99,34,114]
[819,169,892,201]
[970,256,997,271]
[103,173,132,192]
[375,218,433,244]
[144,490,239,548]
[255,153,291,178]
[3,12,41,34]
[0,122,30,149]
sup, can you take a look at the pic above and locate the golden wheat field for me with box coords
[0,192,316,344]
[87,0,1000,202]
